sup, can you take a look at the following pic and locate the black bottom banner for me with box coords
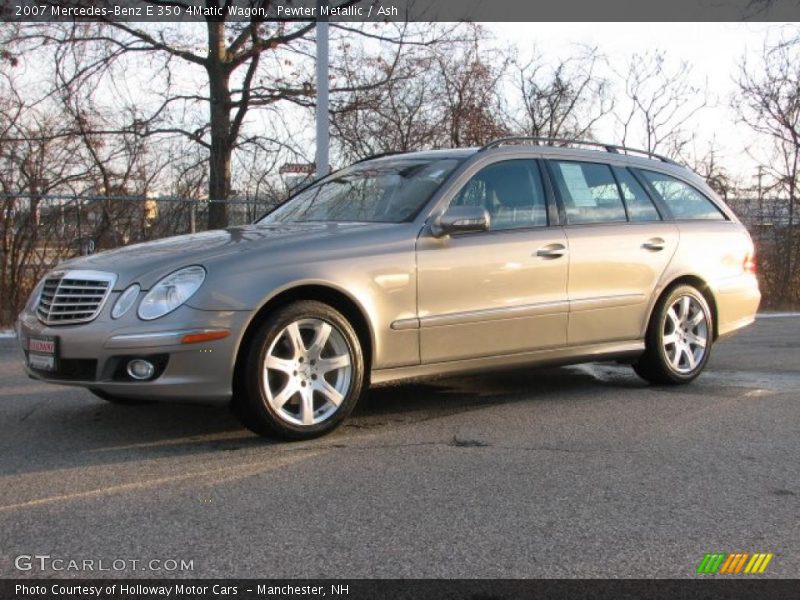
[2,579,799,600]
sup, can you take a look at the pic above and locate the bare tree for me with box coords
[0,70,89,323]
[330,42,446,160]
[329,26,508,161]
[510,46,613,141]
[11,16,448,229]
[0,49,185,322]
[687,142,734,202]
[614,51,708,157]
[434,36,510,147]
[735,31,800,307]
[56,80,170,247]
[331,34,443,162]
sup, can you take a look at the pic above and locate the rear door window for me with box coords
[637,169,725,221]
[550,161,627,225]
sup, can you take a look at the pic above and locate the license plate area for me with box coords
[28,335,58,372]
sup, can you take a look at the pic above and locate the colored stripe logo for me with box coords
[696,552,773,574]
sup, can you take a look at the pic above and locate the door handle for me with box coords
[642,237,666,251]
[536,243,568,259]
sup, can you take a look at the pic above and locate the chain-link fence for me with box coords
[0,193,279,326]
[728,197,800,310]
[1,193,798,327]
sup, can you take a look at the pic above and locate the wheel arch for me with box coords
[650,275,719,340]
[232,284,375,392]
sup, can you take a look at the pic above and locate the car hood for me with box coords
[56,221,401,288]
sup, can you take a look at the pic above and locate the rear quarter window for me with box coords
[637,169,726,221]
[613,167,661,222]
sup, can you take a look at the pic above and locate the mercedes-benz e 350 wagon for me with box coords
[17,138,761,439]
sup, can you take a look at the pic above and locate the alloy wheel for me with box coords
[262,318,353,426]
[662,295,709,374]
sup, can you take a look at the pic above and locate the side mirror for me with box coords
[431,206,490,238]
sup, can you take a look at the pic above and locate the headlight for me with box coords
[137,266,206,321]
[111,284,140,319]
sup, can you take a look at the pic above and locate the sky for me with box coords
[487,22,799,181]
[9,21,796,193]
[217,22,800,183]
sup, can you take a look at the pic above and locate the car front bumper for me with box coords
[16,305,251,402]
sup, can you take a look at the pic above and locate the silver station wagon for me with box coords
[17,138,761,439]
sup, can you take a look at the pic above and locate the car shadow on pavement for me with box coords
[1,363,646,478]
[359,362,645,414]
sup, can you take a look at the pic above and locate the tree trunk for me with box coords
[206,20,232,230]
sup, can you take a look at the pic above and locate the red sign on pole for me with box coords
[279,163,316,175]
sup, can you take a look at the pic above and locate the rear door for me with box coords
[546,159,679,345]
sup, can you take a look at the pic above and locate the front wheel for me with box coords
[233,300,365,440]
[633,285,713,385]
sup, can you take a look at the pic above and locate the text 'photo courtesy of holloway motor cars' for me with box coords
[16,138,761,440]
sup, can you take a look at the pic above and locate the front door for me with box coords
[416,159,569,363]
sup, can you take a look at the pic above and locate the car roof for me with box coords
[363,144,683,168]
[362,144,699,184]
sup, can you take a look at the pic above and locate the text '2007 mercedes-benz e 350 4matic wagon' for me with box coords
[17,138,761,439]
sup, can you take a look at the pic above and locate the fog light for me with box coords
[126,359,155,380]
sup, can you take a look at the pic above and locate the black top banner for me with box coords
[3,0,800,22]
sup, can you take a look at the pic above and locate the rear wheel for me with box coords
[233,300,365,440]
[633,284,712,385]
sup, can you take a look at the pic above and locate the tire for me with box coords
[233,300,366,440]
[633,284,713,385]
[89,388,152,405]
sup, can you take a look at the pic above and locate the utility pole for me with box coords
[315,0,330,179]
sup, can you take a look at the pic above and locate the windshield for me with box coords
[259,157,463,224]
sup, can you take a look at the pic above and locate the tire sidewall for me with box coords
[244,301,364,439]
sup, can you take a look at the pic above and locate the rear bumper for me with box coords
[711,273,761,338]
[16,306,251,402]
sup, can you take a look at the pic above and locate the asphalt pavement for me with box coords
[0,316,797,578]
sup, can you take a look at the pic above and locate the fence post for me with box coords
[190,200,196,234]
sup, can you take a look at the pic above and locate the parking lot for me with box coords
[0,316,797,578]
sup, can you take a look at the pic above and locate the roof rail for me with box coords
[479,137,679,165]
[354,150,407,163]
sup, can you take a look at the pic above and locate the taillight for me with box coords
[744,250,757,274]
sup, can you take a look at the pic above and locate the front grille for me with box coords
[36,270,116,325]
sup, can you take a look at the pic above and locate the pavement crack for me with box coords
[317,439,631,455]
[449,436,491,448]
[19,403,41,422]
